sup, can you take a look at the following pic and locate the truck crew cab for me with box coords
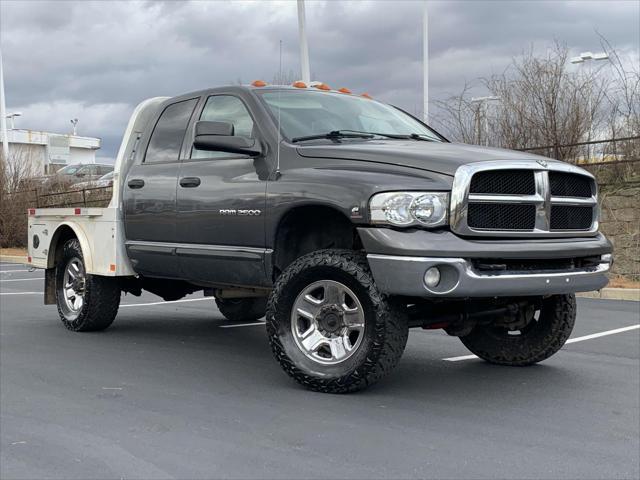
[28,83,613,393]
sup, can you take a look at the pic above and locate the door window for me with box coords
[145,98,198,164]
[191,95,255,159]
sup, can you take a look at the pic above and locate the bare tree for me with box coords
[432,42,611,161]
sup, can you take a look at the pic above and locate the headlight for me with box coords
[370,191,449,227]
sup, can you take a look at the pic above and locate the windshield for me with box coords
[57,165,79,175]
[99,171,114,180]
[257,90,443,142]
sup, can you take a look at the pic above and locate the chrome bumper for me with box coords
[367,254,611,298]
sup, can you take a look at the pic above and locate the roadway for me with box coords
[1,262,638,479]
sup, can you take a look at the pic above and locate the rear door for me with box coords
[175,94,270,287]
[123,97,198,278]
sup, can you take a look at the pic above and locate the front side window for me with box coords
[257,90,443,142]
[191,95,254,159]
[145,98,198,164]
[81,165,99,176]
[59,165,79,175]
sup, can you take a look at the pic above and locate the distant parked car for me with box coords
[71,171,114,190]
[43,163,114,190]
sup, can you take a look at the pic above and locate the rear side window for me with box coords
[145,98,198,164]
[191,95,254,159]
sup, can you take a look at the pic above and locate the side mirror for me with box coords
[193,121,261,156]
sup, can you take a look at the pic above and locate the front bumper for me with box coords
[359,228,613,298]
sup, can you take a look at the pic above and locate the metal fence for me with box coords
[6,185,112,209]
[517,136,640,164]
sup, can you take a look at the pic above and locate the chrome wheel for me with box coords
[290,280,365,365]
[62,257,85,314]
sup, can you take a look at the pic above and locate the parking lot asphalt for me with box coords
[1,263,639,480]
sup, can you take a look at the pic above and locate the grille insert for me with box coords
[550,205,593,230]
[468,203,536,230]
[550,172,592,197]
[470,170,535,195]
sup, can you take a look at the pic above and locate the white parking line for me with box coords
[0,278,44,282]
[220,321,266,328]
[443,324,640,362]
[120,297,215,308]
[0,270,31,273]
[0,292,40,295]
[565,324,640,343]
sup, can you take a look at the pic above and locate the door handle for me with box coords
[179,177,201,188]
[128,179,145,189]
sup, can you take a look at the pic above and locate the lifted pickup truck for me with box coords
[28,83,613,393]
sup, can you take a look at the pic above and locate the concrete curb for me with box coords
[2,254,637,301]
[0,255,28,264]
[577,289,640,301]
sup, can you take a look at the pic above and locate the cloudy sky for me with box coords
[1,0,638,161]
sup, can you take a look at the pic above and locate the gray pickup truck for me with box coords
[28,83,612,393]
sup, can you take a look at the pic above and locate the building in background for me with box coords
[0,129,101,175]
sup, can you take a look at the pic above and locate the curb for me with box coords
[0,255,28,264]
[2,254,637,301]
[577,289,640,302]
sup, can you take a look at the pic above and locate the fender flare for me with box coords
[47,221,94,272]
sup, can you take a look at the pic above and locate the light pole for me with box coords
[423,1,428,123]
[0,46,9,161]
[471,96,500,146]
[6,112,21,130]
[297,0,311,84]
[571,51,609,143]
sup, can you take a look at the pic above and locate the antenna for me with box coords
[275,39,283,179]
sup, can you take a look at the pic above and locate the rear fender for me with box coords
[47,222,94,272]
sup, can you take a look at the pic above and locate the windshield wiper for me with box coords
[291,129,437,143]
[291,130,375,143]
[407,133,435,141]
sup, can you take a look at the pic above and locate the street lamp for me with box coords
[6,112,21,130]
[571,50,609,143]
[471,96,500,146]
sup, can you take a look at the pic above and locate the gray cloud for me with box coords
[1,0,638,160]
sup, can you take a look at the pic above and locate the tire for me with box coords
[459,294,576,366]
[215,297,267,322]
[266,249,408,393]
[55,238,120,332]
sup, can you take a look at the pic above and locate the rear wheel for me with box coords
[55,239,120,332]
[459,294,576,366]
[267,249,408,393]
[215,297,267,323]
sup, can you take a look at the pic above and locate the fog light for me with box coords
[424,267,441,288]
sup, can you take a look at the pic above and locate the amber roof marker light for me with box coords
[251,80,267,87]
[361,93,372,99]
[292,81,307,88]
[313,83,331,91]
[338,87,352,94]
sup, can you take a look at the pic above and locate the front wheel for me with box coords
[55,239,120,332]
[266,249,408,393]
[459,294,576,366]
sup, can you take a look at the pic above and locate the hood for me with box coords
[296,140,555,176]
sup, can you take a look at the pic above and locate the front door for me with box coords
[123,97,198,278]
[176,94,270,287]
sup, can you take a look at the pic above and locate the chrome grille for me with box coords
[549,171,592,197]
[450,161,598,238]
[468,204,536,230]
[550,205,593,230]
[470,170,535,195]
